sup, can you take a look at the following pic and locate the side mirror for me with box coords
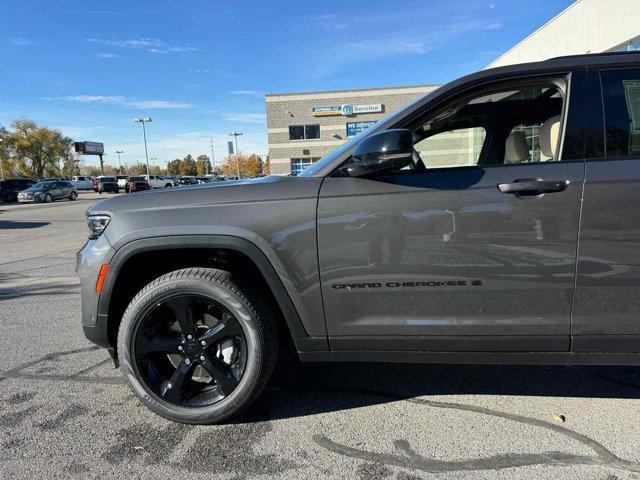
[340,129,414,177]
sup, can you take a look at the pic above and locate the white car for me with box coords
[143,174,174,188]
[71,175,93,190]
[116,175,129,189]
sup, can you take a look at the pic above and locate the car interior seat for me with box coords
[538,114,561,161]
[504,130,529,164]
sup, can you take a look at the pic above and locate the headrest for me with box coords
[539,115,561,158]
[504,130,529,164]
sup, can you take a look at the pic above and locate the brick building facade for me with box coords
[265,85,439,175]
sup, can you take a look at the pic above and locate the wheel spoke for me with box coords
[168,297,198,336]
[160,360,195,403]
[136,334,180,356]
[199,313,243,346]
[201,353,239,396]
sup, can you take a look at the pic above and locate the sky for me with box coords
[0,0,573,170]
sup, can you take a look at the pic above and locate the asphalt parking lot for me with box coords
[2,193,640,479]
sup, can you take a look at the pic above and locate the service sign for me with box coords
[346,121,377,137]
[311,106,342,116]
[352,103,383,114]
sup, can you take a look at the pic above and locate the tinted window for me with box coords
[289,125,304,140]
[304,124,320,139]
[289,124,320,140]
[601,68,640,158]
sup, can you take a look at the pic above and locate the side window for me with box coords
[601,68,640,157]
[415,127,486,169]
[408,83,564,172]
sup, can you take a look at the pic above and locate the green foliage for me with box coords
[5,119,73,178]
[195,154,212,175]
[179,154,197,176]
[166,159,181,175]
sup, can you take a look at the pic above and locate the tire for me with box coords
[165,183,172,188]
[117,267,278,424]
[44,193,52,203]
[69,191,77,201]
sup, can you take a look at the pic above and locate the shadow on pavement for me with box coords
[236,360,640,423]
[0,220,49,229]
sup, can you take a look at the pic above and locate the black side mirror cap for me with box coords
[340,129,414,177]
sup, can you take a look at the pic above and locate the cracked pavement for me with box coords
[2,195,640,479]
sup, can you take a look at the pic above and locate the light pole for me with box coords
[134,117,152,177]
[229,132,243,179]
[115,150,123,174]
[209,136,215,176]
[0,138,4,180]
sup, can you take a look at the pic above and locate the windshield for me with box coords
[101,177,115,182]
[31,182,53,190]
[130,176,144,181]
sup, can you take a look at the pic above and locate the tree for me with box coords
[81,165,102,177]
[195,154,212,175]
[167,159,181,175]
[6,119,73,178]
[219,153,263,177]
[179,154,197,176]
[61,153,82,178]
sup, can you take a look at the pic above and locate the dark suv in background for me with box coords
[0,178,36,202]
[78,52,640,424]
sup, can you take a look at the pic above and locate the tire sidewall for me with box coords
[118,274,265,424]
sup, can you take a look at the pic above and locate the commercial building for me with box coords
[488,0,640,68]
[265,0,640,175]
[265,85,438,175]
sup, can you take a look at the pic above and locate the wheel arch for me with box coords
[99,235,327,360]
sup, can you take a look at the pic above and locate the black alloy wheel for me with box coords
[44,193,52,203]
[133,294,247,407]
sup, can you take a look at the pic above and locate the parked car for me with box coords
[195,176,213,184]
[143,174,174,188]
[96,176,119,194]
[79,51,640,425]
[71,175,94,191]
[116,175,129,189]
[125,176,151,193]
[18,180,77,203]
[177,175,197,186]
[0,178,36,202]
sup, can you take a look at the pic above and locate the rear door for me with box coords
[317,72,586,352]
[573,67,640,352]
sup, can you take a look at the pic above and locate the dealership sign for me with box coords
[312,103,383,117]
[311,106,343,116]
[346,121,377,137]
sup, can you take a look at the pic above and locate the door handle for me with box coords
[498,178,568,196]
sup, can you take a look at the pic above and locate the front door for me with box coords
[317,76,585,352]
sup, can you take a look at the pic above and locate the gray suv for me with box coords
[78,51,640,424]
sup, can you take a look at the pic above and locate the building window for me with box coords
[290,157,320,175]
[289,124,320,140]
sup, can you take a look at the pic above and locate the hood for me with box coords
[87,175,319,217]
[22,186,48,194]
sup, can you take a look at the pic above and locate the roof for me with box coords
[265,84,439,98]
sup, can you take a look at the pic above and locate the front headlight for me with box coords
[87,215,110,239]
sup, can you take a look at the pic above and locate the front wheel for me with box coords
[117,268,277,424]
[44,193,53,203]
[165,183,172,188]
[69,191,77,201]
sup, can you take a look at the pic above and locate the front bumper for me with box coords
[76,233,117,348]
[17,194,39,203]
